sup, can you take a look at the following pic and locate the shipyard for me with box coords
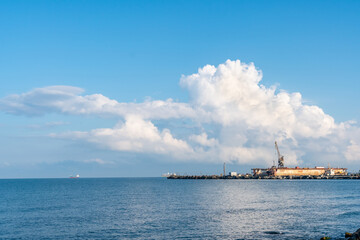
[167,141,359,180]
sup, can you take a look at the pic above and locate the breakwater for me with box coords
[167,174,360,180]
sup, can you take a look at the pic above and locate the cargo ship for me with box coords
[252,142,347,177]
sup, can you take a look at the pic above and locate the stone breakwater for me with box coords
[167,174,360,180]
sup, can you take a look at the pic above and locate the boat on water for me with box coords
[69,174,80,179]
[162,172,176,177]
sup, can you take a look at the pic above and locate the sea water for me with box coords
[0,178,359,239]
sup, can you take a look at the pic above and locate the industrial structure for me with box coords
[167,141,352,180]
[252,142,347,177]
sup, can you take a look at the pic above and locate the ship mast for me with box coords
[275,141,284,167]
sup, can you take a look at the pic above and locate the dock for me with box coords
[167,142,359,180]
[167,174,360,180]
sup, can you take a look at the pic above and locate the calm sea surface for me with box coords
[0,178,359,240]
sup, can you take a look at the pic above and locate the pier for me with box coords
[167,142,360,180]
[167,174,360,180]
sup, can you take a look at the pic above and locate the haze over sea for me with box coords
[1,178,359,240]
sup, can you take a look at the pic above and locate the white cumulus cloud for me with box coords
[345,141,360,161]
[54,115,194,160]
[1,60,359,166]
[180,60,336,139]
[189,133,218,147]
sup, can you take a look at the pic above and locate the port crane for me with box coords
[275,141,284,167]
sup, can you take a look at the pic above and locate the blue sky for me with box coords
[0,0,360,178]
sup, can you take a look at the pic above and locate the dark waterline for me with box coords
[0,178,359,239]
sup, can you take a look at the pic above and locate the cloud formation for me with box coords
[0,85,196,119]
[55,115,194,160]
[83,158,114,165]
[1,60,359,165]
[180,60,336,139]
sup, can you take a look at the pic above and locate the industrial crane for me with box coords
[275,141,284,167]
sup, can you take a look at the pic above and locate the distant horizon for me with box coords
[1,163,359,180]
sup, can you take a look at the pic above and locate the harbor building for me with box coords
[252,142,347,177]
